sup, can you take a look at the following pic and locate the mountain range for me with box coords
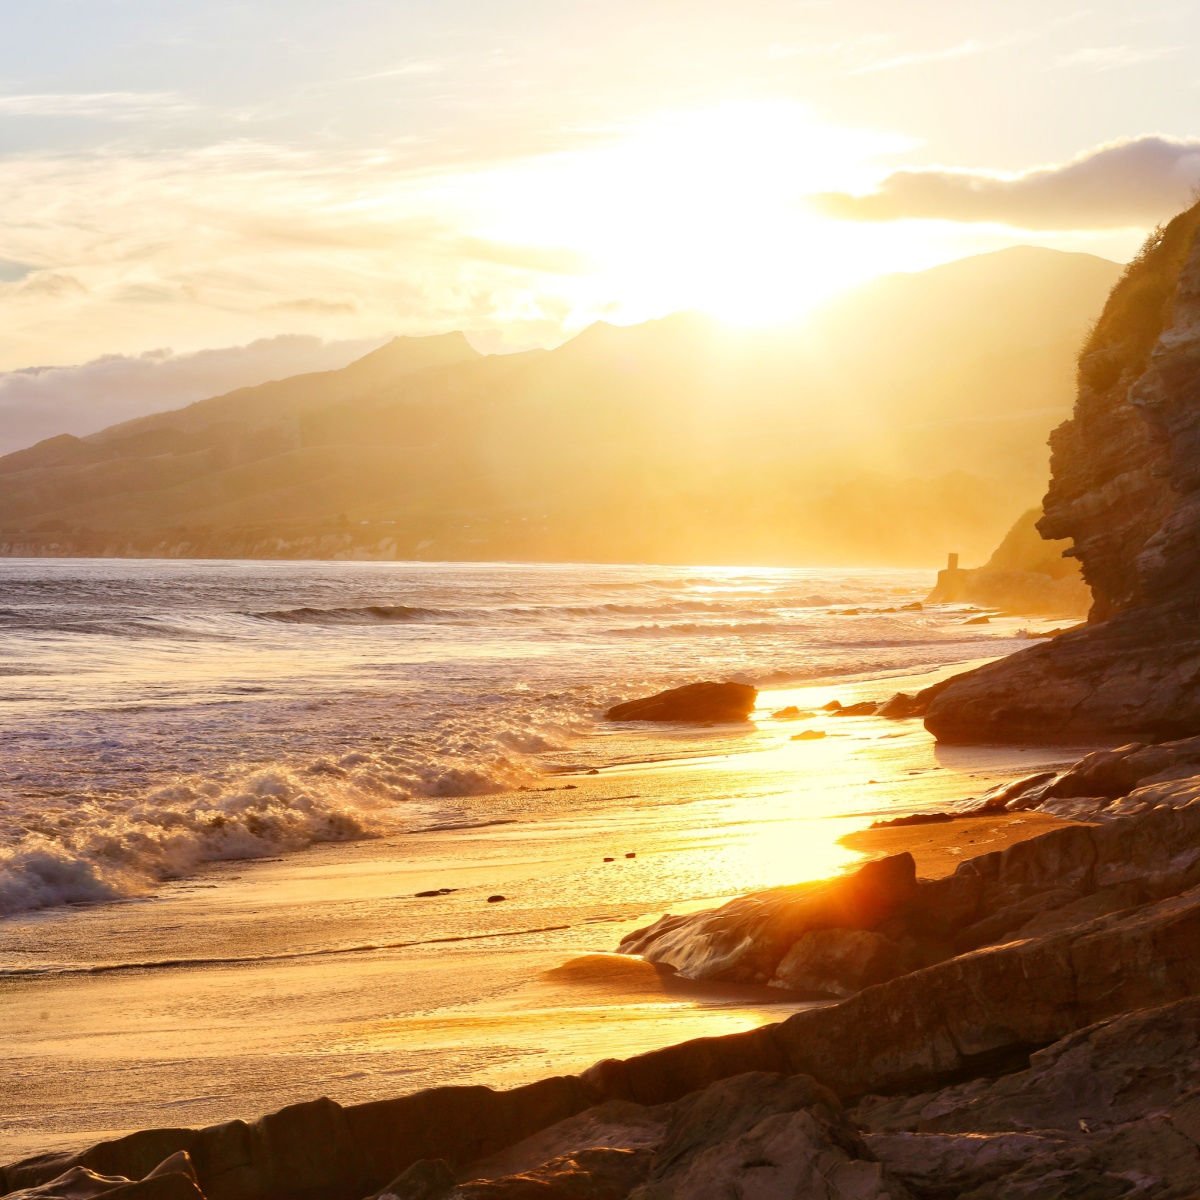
[0,246,1122,566]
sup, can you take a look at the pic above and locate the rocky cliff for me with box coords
[926,200,1200,743]
[926,508,1089,616]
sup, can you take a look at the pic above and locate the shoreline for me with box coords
[0,645,1091,1162]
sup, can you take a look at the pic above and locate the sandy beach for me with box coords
[0,659,1090,1161]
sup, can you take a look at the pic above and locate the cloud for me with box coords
[11,272,88,298]
[850,39,986,75]
[265,298,361,315]
[0,91,194,119]
[814,135,1200,229]
[0,335,386,455]
[1057,45,1179,71]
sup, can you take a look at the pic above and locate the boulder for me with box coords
[627,1073,909,1199]
[367,1159,455,1200]
[453,1148,651,1198]
[770,706,814,720]
[876,693,924,720]
[770,929,911,998]
[618,806,1200,993]
[618,853,919,983]
[854,998,1200,1199]
[604,683,756,724]
[2,1156,205,1200]
[449,1075,907,1200]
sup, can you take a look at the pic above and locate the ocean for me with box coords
[1,556,1084,1155]
[0,557,1028,923]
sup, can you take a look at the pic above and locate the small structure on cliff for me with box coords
[926,514,1089,616]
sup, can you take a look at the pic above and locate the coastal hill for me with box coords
[926,199,1200,742]
[0,247,1118,567]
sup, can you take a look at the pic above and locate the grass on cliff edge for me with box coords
[1079,197,1200,394]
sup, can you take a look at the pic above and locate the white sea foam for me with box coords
[0,559,1021,920]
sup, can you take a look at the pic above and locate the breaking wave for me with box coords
[251,604,448,625]
[0,767,385,918]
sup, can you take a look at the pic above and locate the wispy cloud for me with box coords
[1056,45,1180,70]
[0,91,194,119]
[850,39,986,75]
[348,60,445,83]
[814,135,1200,229]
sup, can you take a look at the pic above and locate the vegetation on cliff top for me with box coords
[1079,197,1200,393]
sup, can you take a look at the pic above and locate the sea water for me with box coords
[0,557,1024,920]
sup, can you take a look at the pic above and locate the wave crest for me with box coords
[251,604,446,625]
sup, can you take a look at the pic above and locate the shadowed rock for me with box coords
[10,805,1200,1200]
[604,682,756,724]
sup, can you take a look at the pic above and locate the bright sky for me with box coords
[2,0,1199,367]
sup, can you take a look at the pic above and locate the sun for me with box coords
[459,100,917,328]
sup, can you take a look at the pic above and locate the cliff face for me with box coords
[926,201,1200,743]
[1040,203,1200,619]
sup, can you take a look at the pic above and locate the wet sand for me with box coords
[842,812,1080,878]
[0,660,1096,1161]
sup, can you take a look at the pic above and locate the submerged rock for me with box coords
[770,705,814,720]
[604,682,757,724]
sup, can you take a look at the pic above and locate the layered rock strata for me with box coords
[926,201,1200,743]
[9,792,1200,1200]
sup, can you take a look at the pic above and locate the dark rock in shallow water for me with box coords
[876,692,924,720]
[771,705,814,720]
[604,682,756,724]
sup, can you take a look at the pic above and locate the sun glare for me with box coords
[454,100,918,328]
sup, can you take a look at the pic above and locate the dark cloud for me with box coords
[814,136,1200,229]
[0,334,386,455]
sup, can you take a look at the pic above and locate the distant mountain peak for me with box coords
[345,330,480,375]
